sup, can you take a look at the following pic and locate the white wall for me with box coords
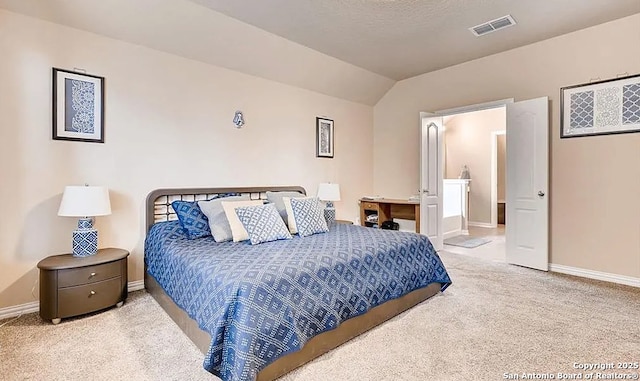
[0,10,374,308]
[374,14,640,278]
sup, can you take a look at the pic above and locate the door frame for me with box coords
[419,98,514,246]
[421,97,550,270]
[491,130,506,227]
[431,98,513,229]
[434,98,514,116]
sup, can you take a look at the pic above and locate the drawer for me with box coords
[58,260,122,287]
[361,202,379,210]
[58,277,123,318]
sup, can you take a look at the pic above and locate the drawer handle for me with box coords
[89,272,97,278]
[89,290,96,296]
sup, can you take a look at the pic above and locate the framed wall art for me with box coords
[316,117,334,158]
[52,68,105,143]
[560,74,640,138]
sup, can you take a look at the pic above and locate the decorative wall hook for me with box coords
[233,111,245,128]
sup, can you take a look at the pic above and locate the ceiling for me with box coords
[1,0,638,104]
[190,0,640,80]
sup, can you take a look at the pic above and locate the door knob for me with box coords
[538,191,545,197]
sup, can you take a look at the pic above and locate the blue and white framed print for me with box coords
[52,68,105,143]
[560,73,640,138]
[316,117,334,158]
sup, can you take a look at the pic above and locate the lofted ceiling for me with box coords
[1,0,639,104]
[190,0,640,80]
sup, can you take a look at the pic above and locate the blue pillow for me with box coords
[171,200,210,239]
[171,193,240,239]
[290,197,328,237]
[235,204,292,245]
[198,195,251,242]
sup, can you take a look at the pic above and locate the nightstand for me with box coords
[37,248,129,324]
[336,220,354,224]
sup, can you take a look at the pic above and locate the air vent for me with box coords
[469,15,516,37]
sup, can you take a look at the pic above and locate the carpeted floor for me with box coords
[1,251,639,381]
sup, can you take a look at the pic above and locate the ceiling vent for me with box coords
[469,15,516,37]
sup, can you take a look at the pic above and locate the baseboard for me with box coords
[0,280,146,320]
[468,221,496,228]
[0,301,39,320]
[550,264,640,288]
[443,230,463,239]
[128,279,145,291]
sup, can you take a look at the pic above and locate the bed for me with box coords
[144,186,451,381]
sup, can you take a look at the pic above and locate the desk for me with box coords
[359,198,420,233]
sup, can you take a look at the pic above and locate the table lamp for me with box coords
[58,185,111,257]
[317,183,340,226]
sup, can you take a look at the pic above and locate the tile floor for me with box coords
[441,224,506,262]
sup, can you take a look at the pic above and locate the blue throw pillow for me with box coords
[290,197,328,237]
[235,204,293,245]
[198,195,251,242]
[171,193,240,239]
[171,200,210,239]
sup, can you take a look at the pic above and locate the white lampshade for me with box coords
[317,183,341,202]
[58,186,112,217]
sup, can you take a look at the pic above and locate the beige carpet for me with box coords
[1,251,639,381]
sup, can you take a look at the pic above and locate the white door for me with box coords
[506,97,549,270]
[419,113,444,251]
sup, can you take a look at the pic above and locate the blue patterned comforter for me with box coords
[145,221,451,381]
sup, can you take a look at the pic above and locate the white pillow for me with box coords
[221,200,264,242]
[282,196,306,234]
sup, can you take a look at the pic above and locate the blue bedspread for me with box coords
[145,221,451,381]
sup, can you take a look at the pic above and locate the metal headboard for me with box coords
[145,186,306,232]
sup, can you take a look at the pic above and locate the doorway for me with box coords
[441,107,506,262]
[419,97,549,271]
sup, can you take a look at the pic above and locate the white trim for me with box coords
[0,280,146,320]
[434,98,513,116]
[0,301,39,320]
[491,130,506,228]
[443,230,462,239]
[128,280,145,291]
[550,264,640,288]
[468,221,496,228]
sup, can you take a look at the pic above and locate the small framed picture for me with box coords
[52,68,105,143]
[316,117,334,158]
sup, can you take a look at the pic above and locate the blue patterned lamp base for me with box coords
[324,203,336,227]
[72,218,98,257]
